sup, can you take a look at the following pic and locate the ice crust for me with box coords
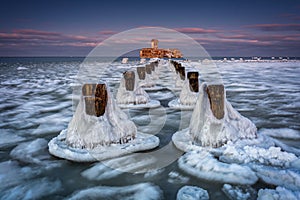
[222,184,257,200]
[178,150,258,185]
[10,138,61,168]
[117,74,150,105]
[0,177,62,200]
[189,83,257,147]
[67,183,162,200]
[66,85,137,148]
[48,84,159,162]
[48,129,159,162]
[168,80,198,110]
[220,145,298,167]
[176,186,209,200]
[258,187,300,200]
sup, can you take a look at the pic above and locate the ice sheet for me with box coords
[222,184,257,200]
[259,128,300,140]
[67,183,162,200]
[10,138,61,169]
[168,171,190,184]
[220,145,298,168]
[0,130,26,148]
[49,129,159,162]
[251,164,300,191]
[0,177,62,200]
[176,186,209,200]
[178,150,258,185]
[258,187,300,200]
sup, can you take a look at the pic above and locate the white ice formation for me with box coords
[189,83,257,147]
[258,187,300,200]
[117,73,149,105]
[67,86,136,148]
[67,183,162,200]
[48,84,159,162]
[222,184,257,200]
[168,80,198,110]
[116,71,160,108]
[176,186,209,200]
[178,150,258,185]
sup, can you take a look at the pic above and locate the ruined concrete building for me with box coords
[140,39,182,58]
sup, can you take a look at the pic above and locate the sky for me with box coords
[0,0,300,57]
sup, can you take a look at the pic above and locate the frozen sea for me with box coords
[0,57,300,199]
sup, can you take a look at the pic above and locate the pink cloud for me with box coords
[175,27,218,34]
[245,24,300,31]
[99,30,117,35]
[0,29,100,48]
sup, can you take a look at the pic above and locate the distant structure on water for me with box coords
[140,39,182,58]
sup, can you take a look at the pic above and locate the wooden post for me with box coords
[178,66,185,80]
[187,72,199,92]
[150,63,155,72]
[123,71,135,91]
[174,62,181,73]
[137,67,146,80]
[206,85,224,119]
[82,83,96,96]
[82,83,108,117]
[146,64,152,74]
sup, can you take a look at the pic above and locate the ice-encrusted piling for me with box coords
[150,62,155,72]
[124,71,135,91]
[48,82,160,161]
[188,72,199,92]
[82,84,107,117]
[189,83,257,147]
[146,64,152,75]
[66,83,137,148]
[207,84,224,120]
[178,67,185,80]
[137,67,146,80]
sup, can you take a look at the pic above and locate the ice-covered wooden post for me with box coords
[174,62,181,73]
[123,71,135,91]
[137,67,146,80]
[150,62,155,72]
[206,85,224,119]
[187,72,199,92]
[146,64,152,74]
[178,66,185,80]
[82,83,108,117]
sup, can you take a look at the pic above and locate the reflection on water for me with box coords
[0,57,300,199]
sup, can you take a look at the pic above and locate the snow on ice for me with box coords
[176,186,209,200]
[67,183,162,200]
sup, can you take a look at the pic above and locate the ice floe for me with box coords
[0,177,62,200]
[167,171,190,184]
[220,145,298,168]
[257,186,300,200]
[49,129,159,162]
[178,150,258,185]
[67,183,162,200]
[0,130,26,148]
[260,128,300,140]
[0,161,40,192]
[222,184,257,200]
[251,164,300,191]
[176,186,209,200]
[11,138,61,169]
